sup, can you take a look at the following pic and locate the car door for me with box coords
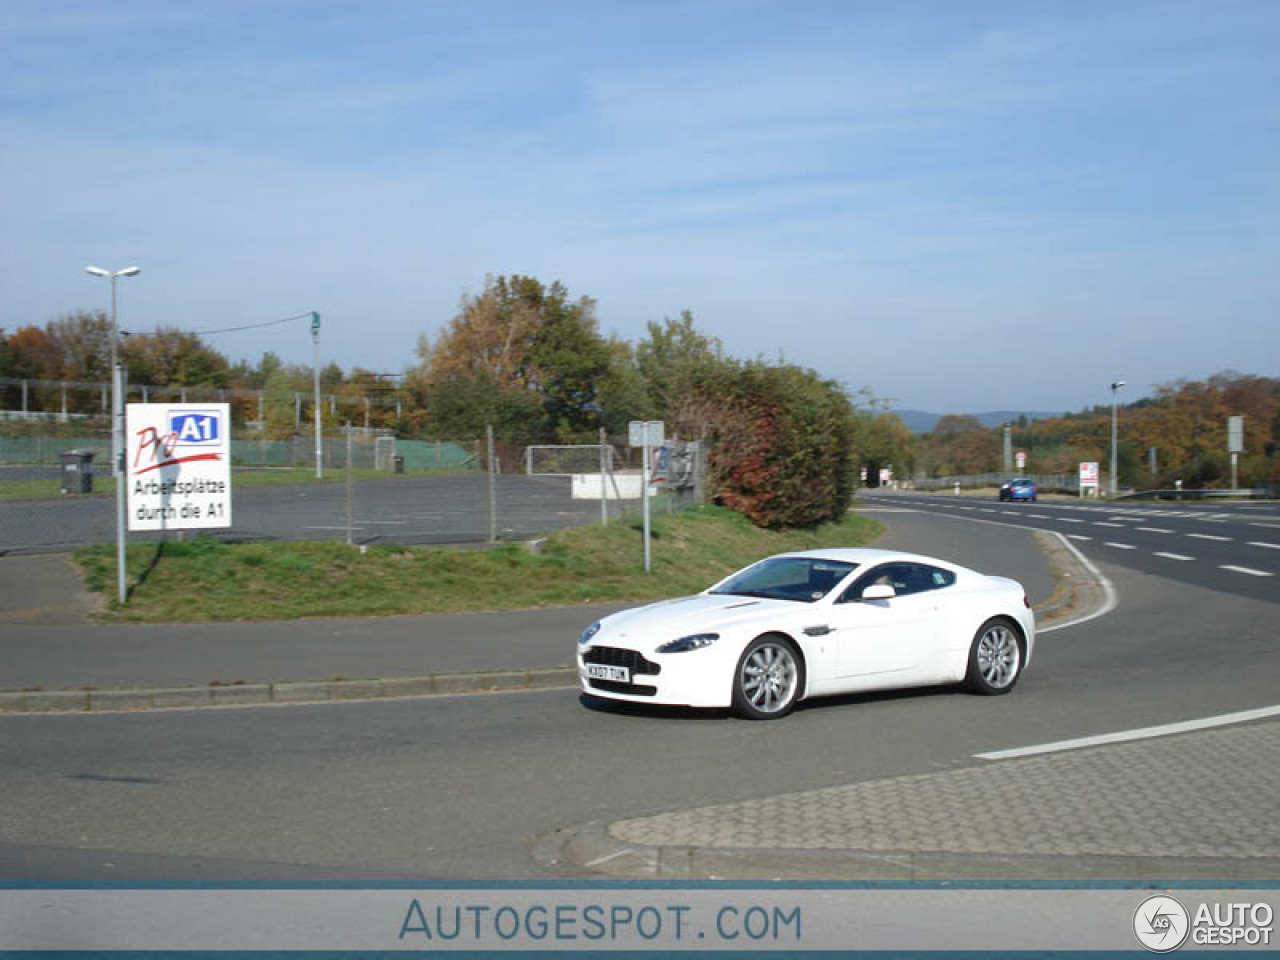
[826,562,942,678]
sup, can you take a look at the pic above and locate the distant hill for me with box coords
[892,409,1067,434]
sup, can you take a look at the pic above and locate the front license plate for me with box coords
[587,664,631,683]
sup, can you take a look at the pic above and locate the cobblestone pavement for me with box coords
[540,721,1280,880]
[612,721,1280,857]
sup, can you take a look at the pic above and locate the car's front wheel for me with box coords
[732,635,802,720]
[965,617,1024,695]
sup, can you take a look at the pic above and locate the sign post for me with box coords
[127,403,233,535]
[629,421,664,572]
[311,312,323,480]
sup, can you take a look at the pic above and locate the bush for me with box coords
[699,361,856,529]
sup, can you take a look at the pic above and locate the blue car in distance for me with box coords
[999,477,1037,502]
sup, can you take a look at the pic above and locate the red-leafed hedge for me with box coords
[698,361,857,529]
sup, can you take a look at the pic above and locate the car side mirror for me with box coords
[860,584,895,602]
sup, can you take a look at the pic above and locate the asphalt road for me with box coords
[0,473,604,553]
[0,501,1275,880]
[864,491,1279,603]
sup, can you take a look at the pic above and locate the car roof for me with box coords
[769,548,969,572]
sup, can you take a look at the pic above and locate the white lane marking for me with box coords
[1154,552,1195,561]
[1188,533,1232,542]
[1220,565,1274,578]
[1248,541,1280,550]
[976,705,1280,760]
[1068,534,1092,541]
[1038,531,1119,635]
[1060,518,1085,524]
[1093,522,1125,528]
[1251,522,1280,530]
[1029,514,1050,519]
[1105,542,1136,550]
[585,847,639,868]
[1137,527,1174,534]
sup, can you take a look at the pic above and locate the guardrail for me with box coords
[1117,488,1275,501]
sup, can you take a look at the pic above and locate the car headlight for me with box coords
[579,621,601,646]
[657,633,719,654]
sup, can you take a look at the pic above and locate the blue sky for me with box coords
[2,0,1277,414]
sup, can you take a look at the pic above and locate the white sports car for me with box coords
[578,548,1035,720]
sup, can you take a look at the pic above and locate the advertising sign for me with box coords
[1079,461,1100,497]
[1015,451,1027,470]
[126,403,232,531]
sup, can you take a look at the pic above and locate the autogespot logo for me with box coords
[1134,895,1191,953]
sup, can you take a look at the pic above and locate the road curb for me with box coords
[0,667,577,714]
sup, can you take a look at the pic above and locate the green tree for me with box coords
[425,372,542,443]
[634,311,725,431]
[261,367,298,440]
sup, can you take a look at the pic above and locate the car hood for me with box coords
[596,593,804,647]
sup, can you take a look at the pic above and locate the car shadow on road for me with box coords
[579,684,963,722]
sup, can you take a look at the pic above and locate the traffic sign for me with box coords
[629,420,664,448]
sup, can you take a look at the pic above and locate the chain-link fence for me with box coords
[1,427,708,555]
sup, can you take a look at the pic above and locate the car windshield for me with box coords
[710,557,858,603]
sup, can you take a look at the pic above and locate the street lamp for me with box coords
[86,264,140,605]
[1110,379,1125,497]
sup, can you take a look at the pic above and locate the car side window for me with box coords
[840,563,912,601]
[839,562,955,602]
[921,565,956,590]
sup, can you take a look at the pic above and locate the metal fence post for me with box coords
[599,427,608,526]
[486,425,498,542]
[345,423,354,546]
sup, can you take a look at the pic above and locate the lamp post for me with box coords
[86,264,140,605]
[1110,379,1125,497]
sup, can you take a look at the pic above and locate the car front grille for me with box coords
[582,646,661,676]
[583,645,661,697]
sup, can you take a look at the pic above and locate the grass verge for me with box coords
[72,505,884,622]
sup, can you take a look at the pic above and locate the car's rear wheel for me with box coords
[732,635,802,720]
[965,617,1024,695]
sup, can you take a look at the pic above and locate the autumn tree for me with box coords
[920,415,1001,476]
[418,275,612,442]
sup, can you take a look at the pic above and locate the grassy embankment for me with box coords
[73,505,884,622]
